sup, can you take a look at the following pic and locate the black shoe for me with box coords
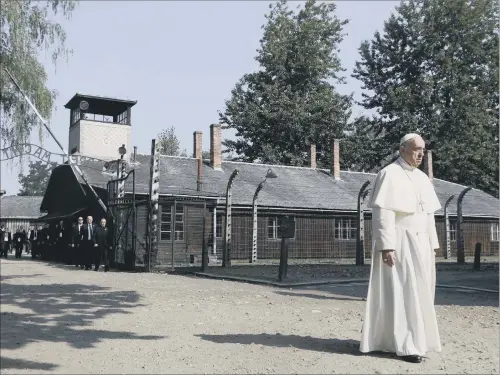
[80,265,84,269]
[75,264,79,268]
[401,355,422,363]
[94,268,99,272]
[104,266,110,272]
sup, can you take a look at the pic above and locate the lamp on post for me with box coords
[251,168,278,263]
[118,144,127,160]
[116,144,127,192]
[115,144,128,266]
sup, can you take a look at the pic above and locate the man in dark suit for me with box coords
[13,227,27,259]
[29,226,41,259]
[71,217,85,268]
[95,218,111,272]
[0,225,8,258]
[82,216,97,270]
[39,224,51,260]
[53,220,64,262]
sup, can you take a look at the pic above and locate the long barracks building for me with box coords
[40,94,500,269]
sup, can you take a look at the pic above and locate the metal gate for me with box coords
[106,167,147,269]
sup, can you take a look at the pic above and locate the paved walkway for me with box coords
[1,257,498,374]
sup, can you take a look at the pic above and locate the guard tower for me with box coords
[64,93,137,161]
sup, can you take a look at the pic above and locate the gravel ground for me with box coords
[1,256,498,374]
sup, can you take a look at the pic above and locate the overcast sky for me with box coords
[1,1,398,196]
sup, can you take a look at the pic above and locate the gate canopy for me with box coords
[40,164,107,220]
[36,207,86,222]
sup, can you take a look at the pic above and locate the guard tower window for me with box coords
[117,110,128,124]
[65,93,137,126]
[71,109,81,125]
[82,113,113,122]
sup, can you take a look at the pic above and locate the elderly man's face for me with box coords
[400,136,425,167]
[87,216,93,224]
[100,219,106,227]
[78,217,84,225]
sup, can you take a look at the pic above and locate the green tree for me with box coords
[0,0,78,148]
[352,0,499,196]
[219,0,352,168]
[157,126,187,156]
[342,117,391,172]
[18,160,57,196]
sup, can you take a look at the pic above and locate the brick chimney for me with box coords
[426,150,434,182]
[331,139,340,180]
[210,124,222,170]
[309,144,317,169]
[193,131,202,159]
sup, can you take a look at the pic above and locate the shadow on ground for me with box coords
[0,357,57,372]
[196,333,395,360]
[0,263,165,372]
[0,274,46,281]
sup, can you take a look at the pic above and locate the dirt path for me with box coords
[1,257,498,374]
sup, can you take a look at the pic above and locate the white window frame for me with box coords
[160,204,185,241]
[491,222,499,242]
[160,205,172,241]
[267,216,295,240]
[215,214,223,239]
[174,204,184,241]
[449,221,457,242]
[334,218,357,240]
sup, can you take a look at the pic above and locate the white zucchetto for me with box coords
[399,133,420,146]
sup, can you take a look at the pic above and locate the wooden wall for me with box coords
[215,212,360,261]
[0,219,40,234]
[124,202,499,268]
[214,212,499,262]
[434,217,499,257]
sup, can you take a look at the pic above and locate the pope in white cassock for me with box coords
[360,133,442,364]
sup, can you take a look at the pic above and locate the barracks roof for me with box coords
[66,155,498,218]
[0,195,43,219]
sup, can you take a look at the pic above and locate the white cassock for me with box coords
[360,157,442,357]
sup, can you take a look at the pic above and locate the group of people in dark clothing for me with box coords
[0,215,111,272]
[71,216,111,272]
[0,226,34,258]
